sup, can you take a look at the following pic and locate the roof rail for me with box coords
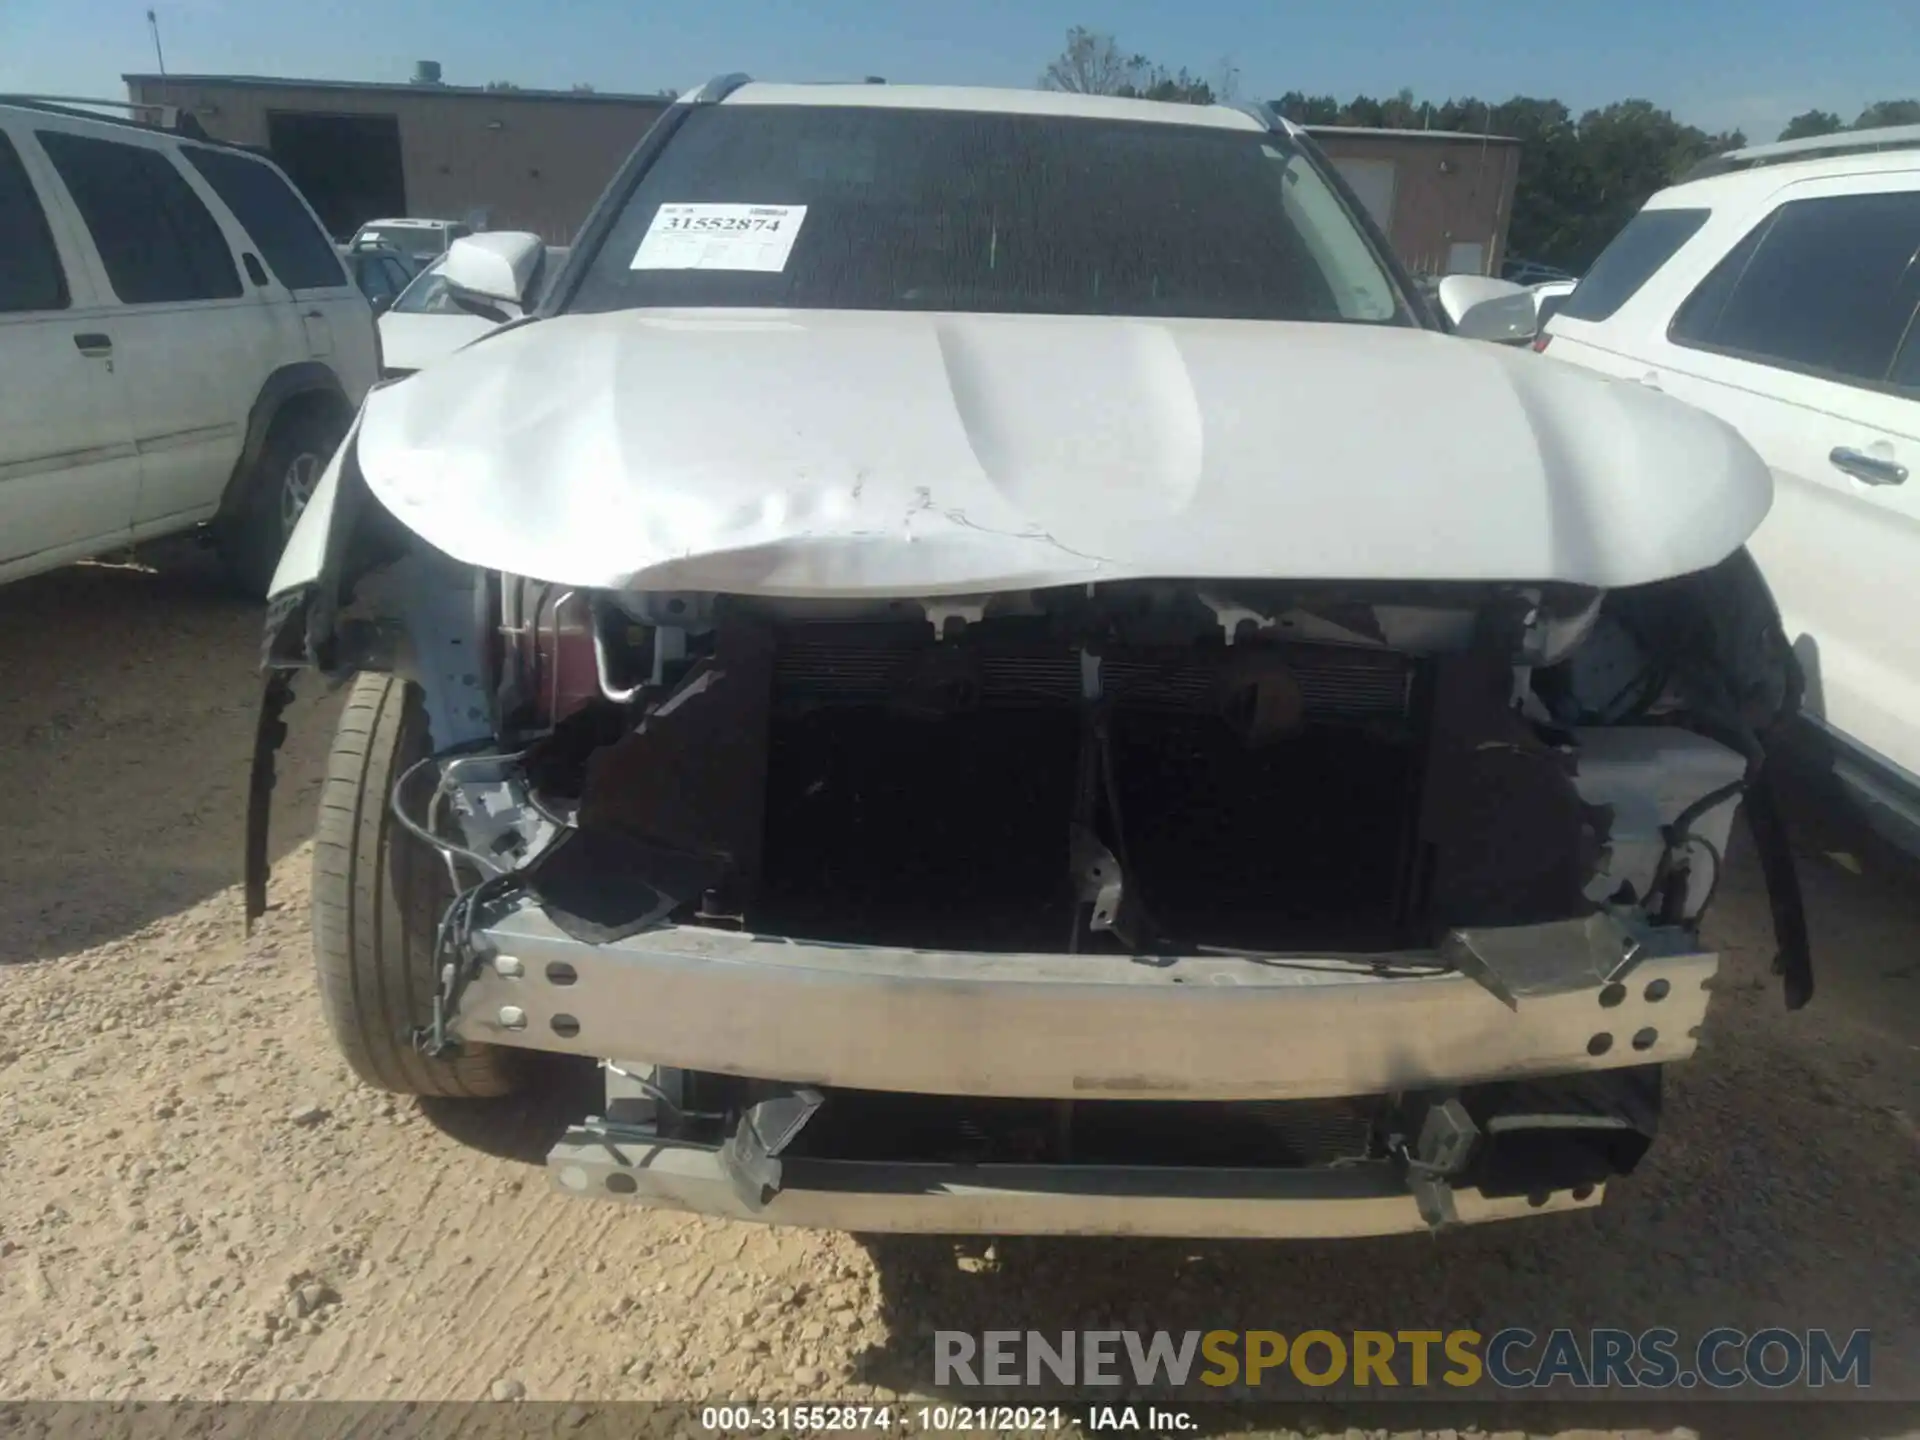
[686,72,752,104]
[1683,123,1920,182]
[0,93,213,140]
[1233,99,1284,131]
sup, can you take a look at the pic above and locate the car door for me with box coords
[1637,171,1920,781]
[0,116,140,581]
[28,119,281,535]
[179,142,379,404]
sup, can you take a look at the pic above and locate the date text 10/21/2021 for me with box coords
[699,1405,1182,1432]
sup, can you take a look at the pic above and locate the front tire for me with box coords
[311,674,523,1098]
[221,408,339,599]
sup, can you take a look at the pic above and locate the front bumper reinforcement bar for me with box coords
[452,907,1715,1103]
[546,1132,1606,1238]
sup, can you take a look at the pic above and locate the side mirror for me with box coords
[1437,274,1539,345]
[1535,293,1571,332]
[439,231,545,309]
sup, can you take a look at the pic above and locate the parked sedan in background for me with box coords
[377,236,569,376]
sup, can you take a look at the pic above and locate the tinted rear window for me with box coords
[568,105,1411,325]
[1670,191,1920,388]
[182,145,346,291]
[0,130,68,312]
[1558,208,1710,323]
[1893,321,1920,389]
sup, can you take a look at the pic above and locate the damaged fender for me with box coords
[247,401,487,927]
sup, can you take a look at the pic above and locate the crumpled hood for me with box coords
[353,308,1773,596]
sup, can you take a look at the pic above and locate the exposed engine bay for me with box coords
[254,486,1810,1235]
[357,568,1794,964]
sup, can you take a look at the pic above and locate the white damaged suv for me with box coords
[254,79,1810,1240]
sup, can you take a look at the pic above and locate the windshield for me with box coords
[567,106,1410,325]
[390,255,461,314]
[357,226,446,260]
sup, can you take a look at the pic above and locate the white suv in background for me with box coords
[1541,126,1920,849]
[346,217,474,265]
[0,99,379,593]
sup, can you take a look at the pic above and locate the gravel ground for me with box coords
[2,542,1918,1440]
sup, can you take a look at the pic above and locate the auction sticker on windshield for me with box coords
[631,203,808,272]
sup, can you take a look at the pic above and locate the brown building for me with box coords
[1305,124,1522,278]
[123,67,672,243]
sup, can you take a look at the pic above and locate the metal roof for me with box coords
[123,73,675,106]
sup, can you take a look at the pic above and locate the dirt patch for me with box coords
[2,544,1918,1439]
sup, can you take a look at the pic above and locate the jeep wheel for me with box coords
[312,673,524,1098]
[220,408,340,599]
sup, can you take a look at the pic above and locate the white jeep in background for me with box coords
[1541,126,1920,851]
[255,79,1813,1242]
[0,98,379,593]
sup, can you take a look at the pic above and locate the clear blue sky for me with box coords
[3,0,1913,143]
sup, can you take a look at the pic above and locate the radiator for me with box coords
[772,627,1415,722]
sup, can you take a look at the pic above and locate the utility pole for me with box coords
[147,9,167,77]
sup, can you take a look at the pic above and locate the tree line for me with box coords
[1041,27,1918,273]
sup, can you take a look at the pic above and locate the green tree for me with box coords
[1341,95,1386,126]
[1853,99,1920,128]
[1274,91,1343,124]
[1040,27,1140,95]
[1128,65,1214,105]
[1284,86,1743,271]
[1039,28,1214,104]
[1779,109,1844,140]
[1381,87,1421,129]
[1058,38,1783,272]
[1482,97,1584,264]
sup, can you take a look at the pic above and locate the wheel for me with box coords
[220,407,341,599]
[311,673,523,1098]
